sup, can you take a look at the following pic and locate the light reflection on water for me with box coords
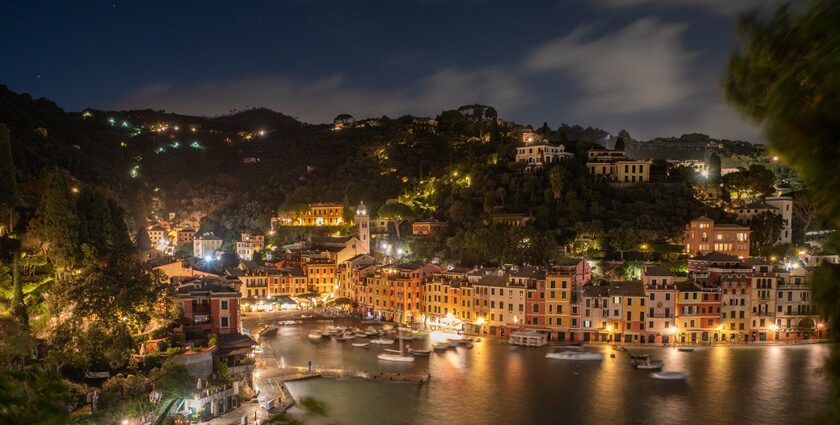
[270,322,831,425]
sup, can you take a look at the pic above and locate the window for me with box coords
[221,300,228,310]
[221,317,229,327]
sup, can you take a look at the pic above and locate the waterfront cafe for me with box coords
[423,313,465,332]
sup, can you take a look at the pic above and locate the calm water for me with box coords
[266,321,831,425]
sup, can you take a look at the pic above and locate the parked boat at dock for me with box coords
[652,371,687,380]
[545,346,604,361]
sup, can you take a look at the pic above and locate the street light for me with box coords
[670,326,678,348]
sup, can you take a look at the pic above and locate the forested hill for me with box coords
[1,85,740,259]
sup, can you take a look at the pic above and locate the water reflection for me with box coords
[271,322,831,425]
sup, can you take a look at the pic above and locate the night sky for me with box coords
[0,0,777,141]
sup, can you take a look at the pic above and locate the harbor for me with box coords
[250,319,832,425]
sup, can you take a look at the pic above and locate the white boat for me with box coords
[678,347,694,352]
[352,342,370,348]
[377,352,415,362]
[338,334,355,341]
[364,328,379,336]
[370,338,395,345]
[308,332,323,340]
[377,322,415,362]
[433,342,449,350]
[635,360,664,370]
[652,371,687,380]
[408,348,432,356]
[382,324,394,331]
[545,346,604,361]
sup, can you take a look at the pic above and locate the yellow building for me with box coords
[545,270,573,340]
[273,203,346,227]
[303,259,337,296]
[422,275,474,326]
[684,216,751,258]
[585,147,652,183]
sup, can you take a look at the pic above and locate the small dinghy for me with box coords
[635,360,664,370]
[308,332,323,340]
[652,371,687,380]
[352,342,370,348]
[370,338,395,345]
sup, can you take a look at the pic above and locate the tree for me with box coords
[377,201,414,241]
[0,124,15,232]
[29,172,80,271]
[607,226,639,261]
[724,3,840,419]
[613,137,625,152]
[749,211,783,255]
[708,152,722,184]
[135,226,151,251]
[794,191,819,241]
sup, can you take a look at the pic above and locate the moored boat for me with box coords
[352,342,370,348]
[634,360,664,370]
[308,332,323,340]
[408,348,432,356]
[370,338,395,345]
[652,371,687,380]
[545,346,604,361]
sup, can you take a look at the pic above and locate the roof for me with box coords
[511,266,545,280]
[388,261,429,271]
[676,281,700,292]
[643,266,674,277]
[475,272,509,287]
[692,216,714,221]
[715,223,749,228]
[175,278,238,296]
[743,257,772,266]
[213,333,258,357]
[608,281,645,297]
[693,251,740,262]
[738,202,778,210]
[582,284,610,298]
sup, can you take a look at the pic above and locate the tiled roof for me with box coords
[476,272,509,287]
[608,281,645,297]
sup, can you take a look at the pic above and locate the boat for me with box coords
[377,326,415,362]
[370,338,395,345]
[634,360,664,370]
[652,371,687,380]
[307,332,323,340]
[628,353,650,360]
[351,342,370,348]
[448,341,460,348]
[398,334,415,341]
[381,324,394,331]
[338,333,356,341]
[354,332,368,338]
[408,348,432,356]
[433,342,449,350]
[545,346,604,361]
[364,328,379,336]
[678,347,694,352]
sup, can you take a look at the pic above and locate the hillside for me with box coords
[1,85,737,263]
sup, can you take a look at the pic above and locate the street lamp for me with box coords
[670,326,678,348]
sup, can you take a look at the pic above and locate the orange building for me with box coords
[684,216,750,258]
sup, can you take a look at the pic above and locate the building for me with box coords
[148,225,167,246]
[355,262,443,324]
[272,203,345,227]
[235,232,265,261]
[642,266,677,344]
[585,147,652,183]
[355,202,370,255]
[606,281,648,343]
[472,270,524,337]
[579,284,611,342]
[422,273,474,329]
[194,232,223,259]
[304,259,338,296]
[775,267,821,341]
[176,227,196,246]
[683,217,751,258]
[174,278,240,335]
[675,281,721,344]
[489,213,534,227]
[719,265,751,342]
[515,142,573,169]
[411,220,448,237]
[734,196,793,245]
[745,258,778,341]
